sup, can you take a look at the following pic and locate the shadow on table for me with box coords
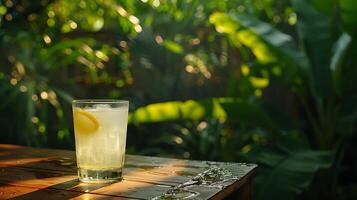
[11,179,118,200]
[0,145,132,199]
[0,145,172,199]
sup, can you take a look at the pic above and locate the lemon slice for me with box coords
[73,108,99,133]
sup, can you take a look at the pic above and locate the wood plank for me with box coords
[0,166,76,188]
[71,179,171,199]
[0,147,255,186]
[0,145,197,185]
[210,169,255,200]
[0,144,77,172]
[0,166,172,199]
[0,144,257,199]
[0,183,132,200]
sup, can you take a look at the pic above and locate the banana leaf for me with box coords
[129,98,281,139]
[255,149,334,200]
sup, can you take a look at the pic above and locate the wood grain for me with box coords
[0,144,257,199]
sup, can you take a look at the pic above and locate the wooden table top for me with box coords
[0,144,257,199]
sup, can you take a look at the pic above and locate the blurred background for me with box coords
[0,0,356,199]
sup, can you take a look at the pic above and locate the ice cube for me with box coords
[93,104,111,110]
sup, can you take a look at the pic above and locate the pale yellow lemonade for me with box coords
[73,105,128,183]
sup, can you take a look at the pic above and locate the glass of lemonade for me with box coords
[72,99,129,183]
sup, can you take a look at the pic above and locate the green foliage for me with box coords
[130,98,226,123]
[0,0,356,200]
[255,149,334,200]
[330,33,352,94]
[209,0,357,199]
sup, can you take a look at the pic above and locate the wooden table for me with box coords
[0,144,257,199]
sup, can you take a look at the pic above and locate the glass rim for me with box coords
[72,99,129,104]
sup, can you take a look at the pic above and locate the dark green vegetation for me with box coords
[0,0,356,199]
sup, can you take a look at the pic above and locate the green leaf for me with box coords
[312,0,334,16]
[256,150,335,200]
[330,33,352,94]
[235,14,308,69]
[163,40,183,54]
[0,5,7,15]
[340,0,357,32]
[219,101,281,139]
[52,87,73,104]
[210,12,308,78]
[129,98,226,123]
[129,98,282,139]
[292,0,332,97]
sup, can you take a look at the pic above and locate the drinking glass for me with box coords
[72,99,129,183]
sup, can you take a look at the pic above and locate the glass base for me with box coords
[78,168,123,183]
